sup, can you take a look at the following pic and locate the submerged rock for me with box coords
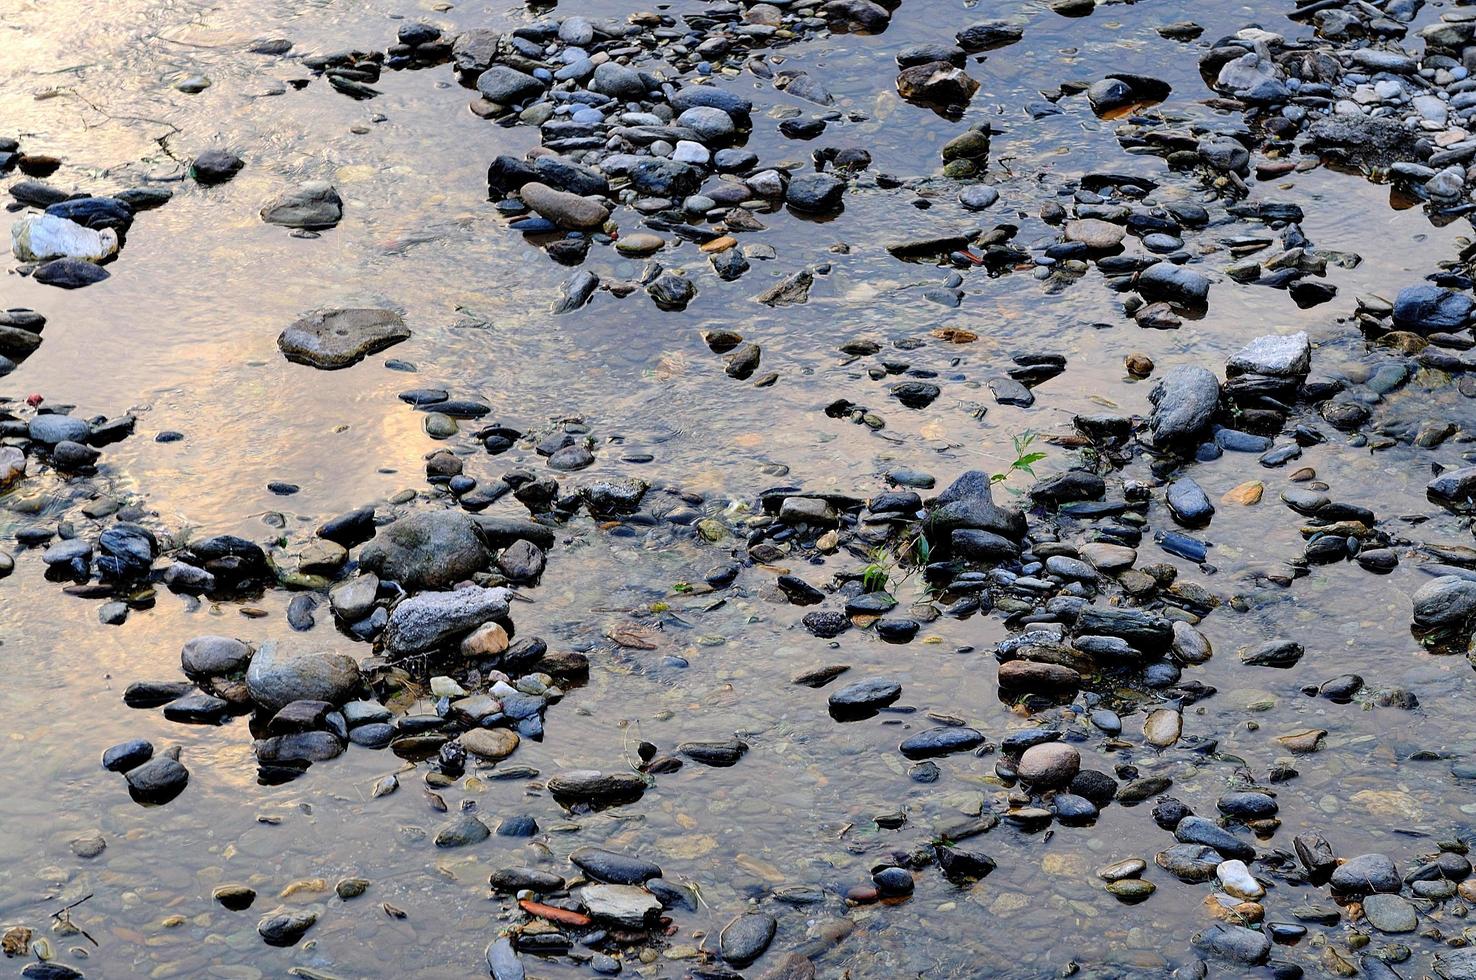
[278,308,409,369]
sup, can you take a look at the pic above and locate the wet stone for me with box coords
[278,308,409,369]
[719,912,777,966]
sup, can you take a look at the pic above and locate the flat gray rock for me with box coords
[260,181,342,228]
[278,308,409,369]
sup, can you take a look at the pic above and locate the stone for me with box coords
[572,848,662,885]
[786,173,845,213]
[244,642,361,711]
[1413,576,1476,631]
[1429,467,1476,513]
[1362,893,1417,933]
[899,727,984,759]
[1192,924,1269,965]
[896,61,979,104]
[33,257,109,288]
[520,181,609,230]
[434,813,491,847]
[720,913,777,966]
[589,62,647,100]
[1393,284,1474,333]
[191,149,243,184]
[1176,816,1254,861]
[125,756,189,804]
[180,635,252,677]
[257,909,317,946]
[102,738,153,772]
[260,181,342,228]
[1330,853,1399,895]
[1065,218,1125,249]
[1017,742,1079,787]
[382,586,509,655]
[1227,332,1310,377]
[1137,262,1210,307]
[547,770,648,807]
[359,510,489,590]
[476,66,546,104]
[278,308,409,369]
[1149,365,1220,446]
[486,937,526,980]
[461,621,511,658]
[828,678,901,715]
[579,884,660,927]
[460,727,519,760]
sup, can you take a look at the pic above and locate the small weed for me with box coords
[991,430,1047,488]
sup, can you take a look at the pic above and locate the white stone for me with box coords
[1217,859,1265,900]
[10,214,119,263]
[1227,332,1310,377]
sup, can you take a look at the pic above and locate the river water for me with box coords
[4,0,1476,977]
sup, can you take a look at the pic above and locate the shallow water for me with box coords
[5,0,1476,977]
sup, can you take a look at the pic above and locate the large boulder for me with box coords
[245,642,362,711]
[359,510,489,590]
[382,586,510,655]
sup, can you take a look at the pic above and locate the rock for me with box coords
[434,812,491,847]
[180,635,252,677]
[1330,853,1399,894]
[956,20,1024,51]
[786,173,845,213]
[896,62,979,104]
[255,731,343,763]
[277,308,409,369]
[589,62,647,100]
[1429,467,1476,513]
[579,884,660,927]
[476,66,546,105]
[548,770,647,807]
[678,738,748,767]
[1412,577,1476,631]
[29,414,90,445]
[1436,948,1476,980]
[720,913,777,966]
[244,642,361,711]
[828,678,901,715]
[1363,893,1417,933]
[1393,284,1474,333]
[1192,923,1269,965]
[125,756,189,804]
[1166,478,1214,526]
[1017,742,1079,787]
[11,214,119,262]
[1227,332,1310,377]
[924,470,1026,544]
[382,586,509,655]
[257,909,317,946]
[1148,365,1220,446]
[1137,262,1210,307]
[102,738,153,772]
[191,149,243,184]
[260,181,342,229]
[1065,218,1125,249]
[34,257,110,288]
[1176,816,1254,861]
[486,937,526,980]
[899,727,984,759]
[520,181,608,230]
[959,184,999,210]
[571,848,662,885]
[460,727,519,760]
[359,510,489,590]
[213,884,257,910]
